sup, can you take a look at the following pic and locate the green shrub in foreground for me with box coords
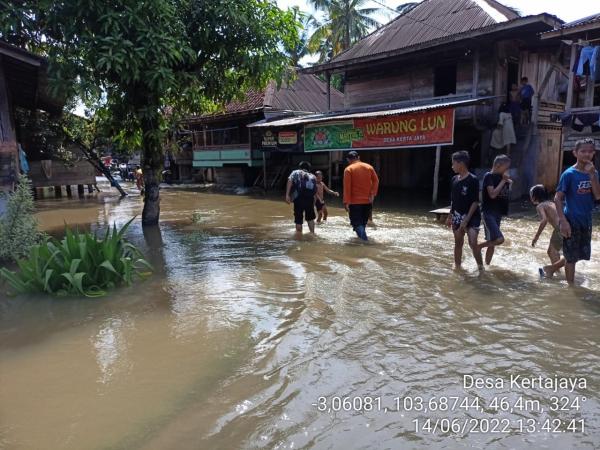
[0,218,152,297]
[0,175,43,261]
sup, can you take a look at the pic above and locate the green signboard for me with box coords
[304,121,363,152]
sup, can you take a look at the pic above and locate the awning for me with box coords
[248,96,496,128]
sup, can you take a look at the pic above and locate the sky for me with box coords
[276,0,599,66]
[75,0,597,116]
[277,0,600,23]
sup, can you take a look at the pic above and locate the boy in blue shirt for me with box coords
[555,138,600,285]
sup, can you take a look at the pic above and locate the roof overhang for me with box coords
[248,95,496,128]
[541,19,600,40]
[302,14,561,75]
[184,107,264,125]
[0,41,64,115]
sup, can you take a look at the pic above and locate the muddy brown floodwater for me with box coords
[1,181,600,450]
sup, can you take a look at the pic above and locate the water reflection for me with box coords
[93,316,133,384]
[0,184,599,449]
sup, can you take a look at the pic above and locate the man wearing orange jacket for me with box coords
[343,151,379,241]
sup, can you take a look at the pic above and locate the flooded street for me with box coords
[1,183,600,449]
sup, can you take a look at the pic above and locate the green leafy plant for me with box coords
[0,218,152,297]
[0,175,43,261]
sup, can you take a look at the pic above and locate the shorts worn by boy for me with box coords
[556,166,598,263]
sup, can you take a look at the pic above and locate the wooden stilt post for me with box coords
[432,145,442,205]
[326,72,331,112]
[77,184,85,197]
[54,186,62,197]
[87,184,93,194]
[66,185,72,197]
[566,42,577,109]
[328,151,332,187]
[262,151,267,191]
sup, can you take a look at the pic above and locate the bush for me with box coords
[0,175,43,261]
[0,218,152,297]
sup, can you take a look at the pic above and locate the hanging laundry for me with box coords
[18,144,29,174]
[576,46,600,81]
[574,113,600,132]
[558,112,600,132]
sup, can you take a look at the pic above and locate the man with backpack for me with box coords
[286,161,318,234]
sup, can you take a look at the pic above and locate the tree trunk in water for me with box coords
[140,109,163,226]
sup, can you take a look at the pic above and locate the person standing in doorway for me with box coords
[519,77,535,125]
[555,138,600,285]
[286,161,318,234]
[343,151,379,241]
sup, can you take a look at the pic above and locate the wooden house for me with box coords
[541,13,600,168]
[0,40,95,198]
[181,73,342,186]
[258,0,571,201]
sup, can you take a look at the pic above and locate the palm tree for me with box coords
[396,2,419,15]
[307,0,385,62]
[286,6,315,67]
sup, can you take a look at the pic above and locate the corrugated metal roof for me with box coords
[329,0,520,65]
[192,73,343,121]
[560,12,600,29]
[267,73,343,112]
[248,96,495,128]
[541,12,600,39]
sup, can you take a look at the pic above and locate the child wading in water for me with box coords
[477,154,512,265]
[446,151,484,270]
[555,138,600,285]
[529,184,565,278]
[314,170,339,223]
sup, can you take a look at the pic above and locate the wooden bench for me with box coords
[430,206,451,222]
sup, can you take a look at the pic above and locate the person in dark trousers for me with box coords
[343,151,379,241]
[446,151,484,270]
[519,77,534,125]
[286,161,318,234]
[555,138,600,285]
[477,154,512,265]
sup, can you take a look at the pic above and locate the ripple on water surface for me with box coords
[0,187,599,449]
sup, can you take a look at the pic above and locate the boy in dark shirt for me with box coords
[446,151,484,270]
[555,138,600,285]
[477,154,512,265]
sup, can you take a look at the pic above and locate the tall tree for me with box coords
[286,6,315,67]
[307,0,384,62]
[396,2,419,15]
[0,0,299,226]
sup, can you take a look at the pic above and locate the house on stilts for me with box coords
[251,0,573,202]
[179,72,343,187]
